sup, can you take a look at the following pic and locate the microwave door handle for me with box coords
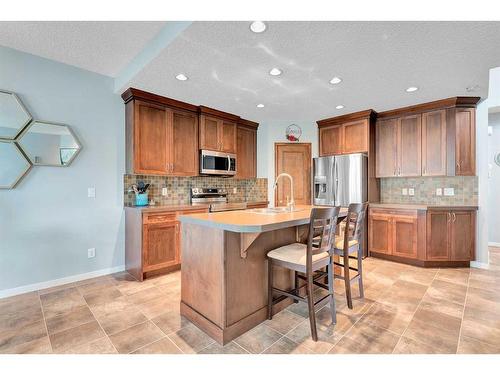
[227,155,231,172]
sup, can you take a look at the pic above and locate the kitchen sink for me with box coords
[248,207,305,214]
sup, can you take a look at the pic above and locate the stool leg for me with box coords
[306,273,318,341]
[268,259,273,320]
[294,271,299,303]
[328,260,336,325]
[343,250,353,309]
[357,245,364,299]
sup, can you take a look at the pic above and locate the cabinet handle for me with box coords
[457,162,461,171]
[398,167,401,176]
[447,213,451,223]
[394,167,397,176]
[452,212,456,222]
[423,167,426,175]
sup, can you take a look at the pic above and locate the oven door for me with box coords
[200,150,236,176]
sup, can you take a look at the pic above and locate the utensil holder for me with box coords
[135,193,148,206]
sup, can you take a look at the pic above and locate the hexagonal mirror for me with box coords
[0,140,31,189]
[18,121,82,166]
[0,90,32,140]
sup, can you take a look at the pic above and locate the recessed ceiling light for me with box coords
[336,105,345,110]
[406,86,418,92]
[257,104,265,108]
[250,21,266,33]
[175,73,188,81]
[269,68,282,76]
[329,76,342,85]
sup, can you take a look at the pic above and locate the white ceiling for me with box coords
[0,21,165,76]
[2,21,500,122]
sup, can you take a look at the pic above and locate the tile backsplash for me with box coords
[380,176,478,205]
[124,174,268,206]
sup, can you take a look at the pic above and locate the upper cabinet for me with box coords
[236,119,258,179]
[199,106,238,154]
[375,97,480,178]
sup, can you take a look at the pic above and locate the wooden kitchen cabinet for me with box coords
[368,212,392,254]
[375,118,398,177]
[236,119,258,178]
[454,108,476,176]
[422,110,447,176]
[199,106,239,154]
[319,124,343,155]
[199,115,220,151]
[392,215,418,259]
[171,109,199,176]
[398,115,422,177]
[343,120,368,153]
[143,220,179,272]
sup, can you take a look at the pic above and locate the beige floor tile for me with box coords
[0,335,52,354]
[63,337,117,354]
[114,279,152,296]
[199,341,249,354]
[45,305,95,335]
[0,292,40,315]
[285,320,342,354]
[285,301,310,318]
[95,307,148,336]
[435,268,469,286]
[0,319,48,353]
[393,336,441,354]
[76,277,116,295]
[82,286,123,307]
[40,287,87,319]
[49,320,105,353]
[126,286,166,306]
[132,337,182,354]
[460,319,500,348]
[419,294,464,319]
[137,296,179,319]
[234,324,283,354]
[168,323,215,353]
[263,336,313,354]
[457,334,500,354]
[466,287,500,314]
[358,302,412,335]
[376,280,428,313]
[0,304,43,332]
[264,309,305,334]
[463,305,500,330]
[426,279,467,305]
[109,320,165,354]
[151,310,190,335]
[399,268,438,286]
[89,295,134,316]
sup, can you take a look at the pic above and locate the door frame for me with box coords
[274,142,312,207]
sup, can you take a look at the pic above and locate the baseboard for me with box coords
[488,242,500,247]
[470,261,490,270]
[0,265,126,299]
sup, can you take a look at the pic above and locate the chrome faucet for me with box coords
[274,173,295,212]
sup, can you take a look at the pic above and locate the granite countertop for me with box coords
[370,202,478,210]
[178,205,348,233]
[124,200,269,213]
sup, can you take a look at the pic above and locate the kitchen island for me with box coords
[178,205,347,345]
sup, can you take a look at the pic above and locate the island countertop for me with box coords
[178,205,347,233]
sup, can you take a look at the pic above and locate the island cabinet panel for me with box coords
[398,115,422,177]
[422,110,447,176]
[343,119,368,154]
[143,221,179,272]
[375,118,398,177]
[236,124,257,178]
[199,115,220,151]
[454,108,476,176]
[171,109,199,176]
[426,211,450,260]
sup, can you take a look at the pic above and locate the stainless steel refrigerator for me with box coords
[313,153,368,256]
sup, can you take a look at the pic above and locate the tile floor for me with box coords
[1,247,500,354]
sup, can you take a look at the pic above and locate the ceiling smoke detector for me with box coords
[250,21,266,33]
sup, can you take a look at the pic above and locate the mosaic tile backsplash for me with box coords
[124,174,268,206]
[380,176,478,205]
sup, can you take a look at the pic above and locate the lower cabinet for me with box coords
[246,202,269,209]
[125,207,209,280]
[369,206,476,266]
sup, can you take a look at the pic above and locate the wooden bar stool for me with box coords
[333,202,368,309]
[267,207,340,341]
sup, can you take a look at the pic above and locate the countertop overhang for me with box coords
[369,203,478,211]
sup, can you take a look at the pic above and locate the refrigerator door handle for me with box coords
[332,158,336,205]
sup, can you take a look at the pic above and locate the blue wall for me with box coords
[0,46,125,292]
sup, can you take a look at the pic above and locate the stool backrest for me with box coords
[342,202,368,250]
[308,206,340,258]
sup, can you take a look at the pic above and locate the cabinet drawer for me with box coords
[177,208,209,217]
[369,208,418,218]
[144,212,177,224]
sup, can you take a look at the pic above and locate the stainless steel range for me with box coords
[190,188,247,212]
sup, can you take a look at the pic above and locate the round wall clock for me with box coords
[286,124,302,142]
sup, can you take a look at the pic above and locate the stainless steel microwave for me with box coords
[200,150,236,176]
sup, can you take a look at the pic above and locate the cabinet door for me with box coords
[375,118,398,177]
[134,100,168,175]
[398,115,422,177]
[199,115,220,151]
[220,120,237,153]
[171,109,198,176]
[343,119,368,154]
[143,221,179,272]
[319,124,343,156]
[422,110,446,176]
[236,125,256,178]
[426,210,450,260]
[369,214,392,254]
[455,108,475,176]
[450,211,475,261]
[392,216,418,259]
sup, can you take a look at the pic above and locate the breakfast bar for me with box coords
[178,205,346,345]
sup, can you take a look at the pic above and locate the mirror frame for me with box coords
[0,139,32,189]
[17,120,82,167]
[0,89,33,140]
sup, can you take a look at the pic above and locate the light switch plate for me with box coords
[402,188,408,196]
[233,187,237,194]
[87,187,96,198]
[444,187,455,196]
[408,188,415,196]
[161,187,168,196]
[88,248,95,258]
[436,188,443,196]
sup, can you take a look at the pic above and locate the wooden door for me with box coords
[236,125,256,178]
[392,215,418,259]
[134,100,168,175]
[368,213,392,254]
[220,120,237,153]
[450,211,475,261]
[319,125,343,156]
[455,108,475,176]
[143,221,179,272]
[422,110,446,176]
[426,210,450,260]
[274,143,311,206]
[398,115,422,177]
[343,119,368,154]
[170,109,198,176]
[199,115,220,151]
[375,118,398,177]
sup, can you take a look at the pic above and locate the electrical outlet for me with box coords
[233,187,237,194]
[444,188,455,196]
[436,188,442,196]
[408,188,415,196]
[402,188,408,196]
[161,187,168,196]
[87,187,96,198]
[87,248,95,259]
